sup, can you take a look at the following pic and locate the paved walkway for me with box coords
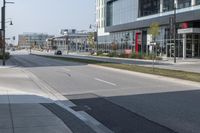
[0,67,73,133]
[141,58,200,73]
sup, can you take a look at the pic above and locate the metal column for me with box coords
[183,34,187,60]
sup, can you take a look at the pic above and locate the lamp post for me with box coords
[174,0,177,63]
[89,24,98,52]
[1,0,14,66]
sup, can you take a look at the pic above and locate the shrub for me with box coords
[0,52,10,60]
[131,52,137,58]
[143,54,162,60]
[97,51,103,56]
[118,53,127,58]
[108,52,117,57]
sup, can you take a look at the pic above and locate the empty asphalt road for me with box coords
[7,51,200,133]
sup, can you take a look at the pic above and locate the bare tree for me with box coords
[149,22,160,72]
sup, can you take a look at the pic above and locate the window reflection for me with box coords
[178,0,191,8]
[163,0,174,12]
[139,0,160,17]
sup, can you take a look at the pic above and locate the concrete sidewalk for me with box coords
[0,67,73,133]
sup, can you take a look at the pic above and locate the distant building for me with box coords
[60,29,76,35]
[18,33,53,49]
[46,29,90,52]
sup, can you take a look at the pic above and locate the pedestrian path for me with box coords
[0,67,73,133]
[0,67,98,133]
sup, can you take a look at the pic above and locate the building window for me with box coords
[163,0,174,12]
[178,0,191,9]
[106,1,113,26]
[139,0,160,17]
[196,0,200,5]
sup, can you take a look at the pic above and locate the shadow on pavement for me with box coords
[0,94,95,133]
[65,90,200,133]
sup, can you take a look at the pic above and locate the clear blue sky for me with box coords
[0,0,95,44]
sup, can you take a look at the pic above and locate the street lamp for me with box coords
[174,0,177,63]
[89,24,98,52]
[1,0,14,66]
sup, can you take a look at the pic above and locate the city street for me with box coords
[2,50,200,133]
[2,0,200,132]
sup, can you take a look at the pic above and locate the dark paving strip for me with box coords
[10,56,37,67]
[41,103,96,133]
[9,56,25,67]
[65,93,177,133]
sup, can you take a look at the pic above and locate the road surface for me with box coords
[7,51,200,133]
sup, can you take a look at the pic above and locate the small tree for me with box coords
[149,22,160,72]
[149,22,160,41]
[87,32,95,50]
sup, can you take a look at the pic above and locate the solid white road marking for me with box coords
[95,78,117,86]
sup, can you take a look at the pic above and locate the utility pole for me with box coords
[1,0,14,66]
[174,1,177,63]
[2,0,6,66]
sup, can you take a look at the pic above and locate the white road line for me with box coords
[62,68,71,72]
[95,78,117,86]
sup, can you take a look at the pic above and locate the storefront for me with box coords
[178,28,200,59]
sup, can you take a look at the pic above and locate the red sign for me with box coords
[181,22,189,29]
[124,49,132,54]
[135,32,141,55]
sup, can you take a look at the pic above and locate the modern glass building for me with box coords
[18,33,52,49]
[96,0,110,50]
[46,29,90,52]
[97,0,200,59]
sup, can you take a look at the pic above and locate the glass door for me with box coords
[194,34,199,57]
[186,34,192,58]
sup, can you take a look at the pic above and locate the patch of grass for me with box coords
[99,63,200,82]
[38,55,200,82]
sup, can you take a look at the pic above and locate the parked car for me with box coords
[54,50,62,55]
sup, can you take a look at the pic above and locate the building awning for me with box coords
[178,28,200,34]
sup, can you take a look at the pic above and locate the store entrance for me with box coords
[186,34,200,58]
[194,34,200,58]
[167,34,200,58]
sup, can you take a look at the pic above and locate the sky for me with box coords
[0,0,95,44]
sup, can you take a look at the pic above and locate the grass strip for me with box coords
[39,55,200,83]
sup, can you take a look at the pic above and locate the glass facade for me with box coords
[106,0,138,26]
[98,0,200,58]
[163,0,174,12]
[197,0,200,4]
[18,33,51,49]
[139,0,160,17]
[112,0,136,25]
[106,2,113,26]
[178,0,191,8]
